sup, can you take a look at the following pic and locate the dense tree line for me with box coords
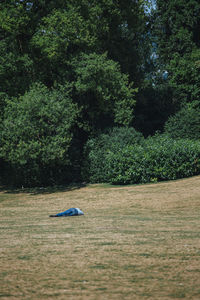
[154,0,200,105]
[0,0,200,186]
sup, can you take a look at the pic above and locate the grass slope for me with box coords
[0,176,200,299]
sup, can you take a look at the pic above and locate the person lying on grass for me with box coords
[49,208,84,217]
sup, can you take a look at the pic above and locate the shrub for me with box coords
[84,133,200,185]
[108,136,200,184]
[164,101,200,139]
[0,83,80,186]
[82,127,144,183]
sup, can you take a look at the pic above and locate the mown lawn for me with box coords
[0,176,200,299]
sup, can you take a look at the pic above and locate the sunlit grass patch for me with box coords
[0,176,200,299]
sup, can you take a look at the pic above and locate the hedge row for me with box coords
[164,101,200,140]
[83,132,200,185]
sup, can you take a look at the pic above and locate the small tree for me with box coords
[73,53,137,129]
[164,101,200,140]
[0,83,80,186]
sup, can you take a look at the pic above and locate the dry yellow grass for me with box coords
[0,176,200,299]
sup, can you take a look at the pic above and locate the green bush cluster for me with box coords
[82,127,144,183]
[0,83,81,186]
[84,133,200,185]
[164,101,200,140]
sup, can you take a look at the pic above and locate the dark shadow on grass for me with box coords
[0,182,87,195]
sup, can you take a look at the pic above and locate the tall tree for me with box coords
[0,83,80,186]
[0,0,147,94]
[0,0,147,185]
[0,0,148,127]
[72,52,137,129]
[31,0,148,86]
[0,0,33,96]
[154,0,200,105]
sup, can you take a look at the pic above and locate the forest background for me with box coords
[0,0,200,187]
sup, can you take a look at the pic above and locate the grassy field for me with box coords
[0,176,200,300]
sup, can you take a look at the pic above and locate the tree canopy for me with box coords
[154,0,200,105]
[0,0,200,186]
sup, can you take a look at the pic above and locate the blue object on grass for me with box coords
[49,208,84,217]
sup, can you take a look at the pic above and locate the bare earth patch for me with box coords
[0,176,200,299]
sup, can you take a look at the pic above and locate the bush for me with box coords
[84,133,200,185]
[73,53,137,128]
[82,127,144,183]
[0,83,80,186]
[164,101,200,139]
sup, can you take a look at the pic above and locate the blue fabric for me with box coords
[56,208,79,217]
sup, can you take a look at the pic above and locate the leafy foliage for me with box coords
[154,0,200,105]
[1,1,200,187]
[133,83,175,136]
[82,127,144,183]
[0,83,80,186]
[164,101,200,140]
[32,8,96,61]
[0,0,146,94]
[0,0,148,186]
[73,53,137,128]
[84,134,200,184]
[167,49,200,103]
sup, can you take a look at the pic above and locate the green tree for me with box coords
[168,49,200,103]
[164,101,200,140]
[0,0,149,186]
[154,0,200,105]
[31,0,148,86]
[72,53,137,129]
[0,1,33,96]
[0,83,80,186]
[0,0,146,119]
